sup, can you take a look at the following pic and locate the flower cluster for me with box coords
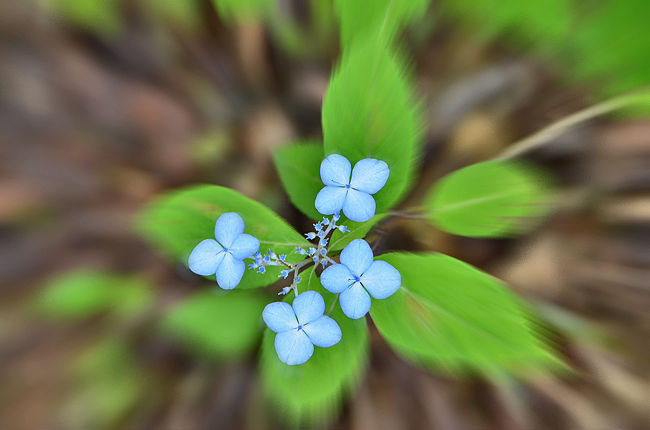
[187,154,401,365]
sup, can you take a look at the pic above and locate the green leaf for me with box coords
[334,0,430,50]
[329,213,388,251]
[34,269,152,319]
[212,0,273,23]
[260,267,369,424]
[160,290,267,359]
[371,252,559,375]
[135,185,309,288]
[272,141,324,220]
[424,161,552,238]
[322,36,423,213]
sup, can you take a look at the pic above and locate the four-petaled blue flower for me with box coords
[188,212,260,290]
[315,154,389,222]
[263,291,342,365]
[320,239,400,319]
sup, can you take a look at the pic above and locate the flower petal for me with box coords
[274,330,314,365]
[214,212,245,248]
[303,315,342,348]
[342,189,376,222]
[229,233,260,259]
[339,282,371,319]
[215,253,245,290]
[350,158,389,194]
[188,239,224,276]
[292,291,325,325]
[320,263,355,293]
[320,154,351,186]
[360,260,401,299]
[340,239,374,277]
[263,302,298,333]
[315,186,347,215]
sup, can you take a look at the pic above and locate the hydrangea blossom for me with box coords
[315,154,389,222]
[188,212,260,289]
[263,291,342,365]
[321,239,400,319]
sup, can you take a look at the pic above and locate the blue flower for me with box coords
[320,239,400,319]
[315,154,389,222]
[263,291,342,365]
[188,212,260,290]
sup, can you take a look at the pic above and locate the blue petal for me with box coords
[339,282,371,319]
[274,329,314,365]
[350,158,389,194]
[188,239,224,276]
[214,212,245,248]
[340,239,374,277]
[263,302,298,333]
[292,291,325,325]
[320,263,355,293]
[303,315,342,348]
[320,154,351,186]
[342,189,376,222]
[215,253,245,289]
[230,233,260,259]
[315,186,347,215]
[360,261,401,299]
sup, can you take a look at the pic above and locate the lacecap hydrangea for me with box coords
[187,154,401,365]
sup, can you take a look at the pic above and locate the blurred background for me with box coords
[1,0,649,429]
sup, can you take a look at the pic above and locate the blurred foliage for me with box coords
[212,0,273,23]
[260,267,369,424]
[322,36,423,217]
[160,289,268,359]
[144,0,202,29]
[40,0,122,36]
[424,161,552,237]
[371,253,559,376]
[34,269,152,320]
[66,340,145,428]
[443,0,650,100]
[273,141,324,221]
[135,185,309,288]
